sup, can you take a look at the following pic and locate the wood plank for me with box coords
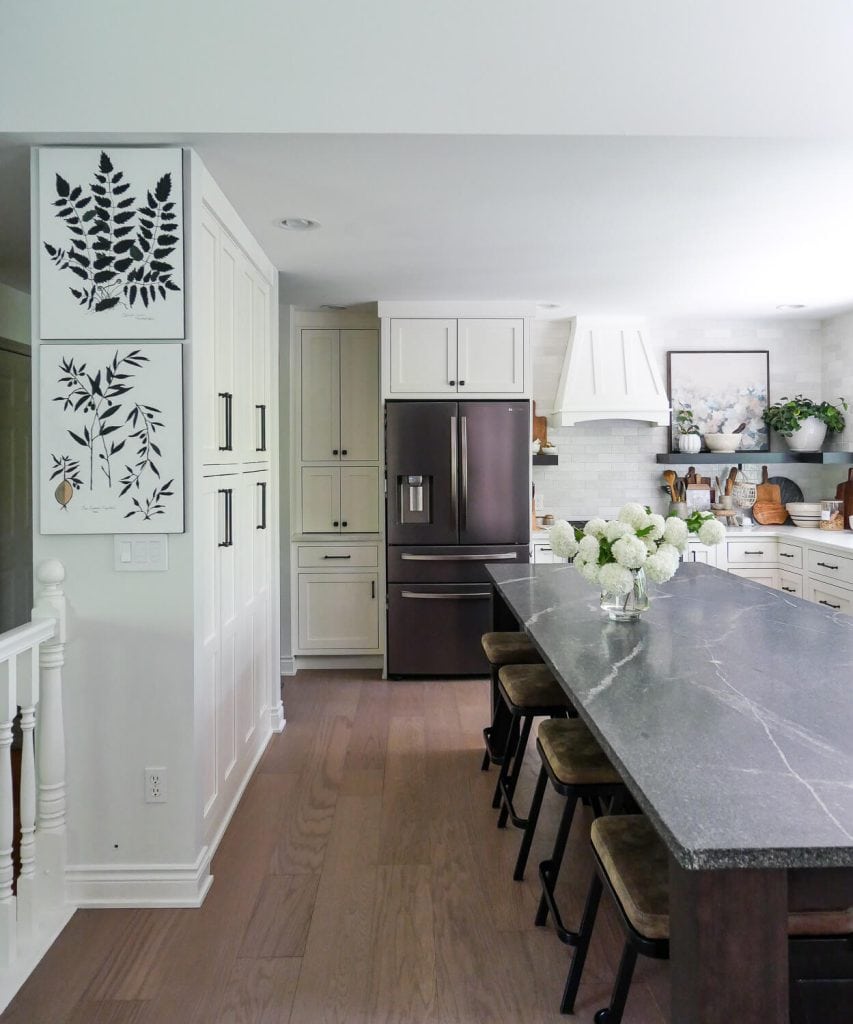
[344,680,391,772]
[238,875,320,958]
[66,1001,147,1024]
[85,909,186,1000]
[377,716,429,866]
[212,957,301,1024]
[367,865,436,1024]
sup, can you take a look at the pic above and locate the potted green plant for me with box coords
[674,406,701,454]
[763,395,848,452]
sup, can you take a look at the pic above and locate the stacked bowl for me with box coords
[786,502,822,528]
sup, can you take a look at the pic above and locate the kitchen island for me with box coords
[488,561,853,1023]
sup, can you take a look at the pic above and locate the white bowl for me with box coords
[790,517,822,529]
[704,433,742,453]
[786,502,822,513]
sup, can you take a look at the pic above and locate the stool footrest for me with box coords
[498,775,530,830]
[537,858,580,946]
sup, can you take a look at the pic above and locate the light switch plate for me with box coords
[114,534,169,572]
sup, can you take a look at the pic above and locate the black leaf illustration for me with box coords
[55,174,70,198]
[95,297,121,312]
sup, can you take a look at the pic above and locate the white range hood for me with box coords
[551,317,670,427]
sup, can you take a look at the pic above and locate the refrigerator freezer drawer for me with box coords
[387,544,529,584]
[387,583,492,676]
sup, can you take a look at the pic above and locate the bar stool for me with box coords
[563,815,853,1022]
[517,720,624,938]
[493,663,574,828]
[479,631,542,771]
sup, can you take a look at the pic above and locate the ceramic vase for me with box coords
[677,433,701,454]
[785,416,828,452]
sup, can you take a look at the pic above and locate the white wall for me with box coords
[821,311,853,452]
[0,282,30,345]
[532,317,836,521]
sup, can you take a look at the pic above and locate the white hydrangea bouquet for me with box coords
[549,503,726,620]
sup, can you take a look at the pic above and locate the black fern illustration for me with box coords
[44,151,181,314]
[125,479,175,521]
[49,455,83,510]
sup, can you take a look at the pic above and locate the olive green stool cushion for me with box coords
[481,631,542,667]
[537,719,622,788]
[591,815,853,943]
[498,664,572,712]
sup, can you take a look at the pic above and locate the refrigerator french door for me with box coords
[386,400,530,676]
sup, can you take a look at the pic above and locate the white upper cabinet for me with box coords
[300,329,378,462]
[340,466,380,533]
[386,316,527,397]
[457,319,524,393]
[301,465,380,534]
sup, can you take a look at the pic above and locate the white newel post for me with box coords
[31,560,67,914]
[0,654,17,966]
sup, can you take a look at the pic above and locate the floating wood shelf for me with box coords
[532,453,559,466]
[656,452,853,465]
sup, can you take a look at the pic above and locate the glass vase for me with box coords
[600,568,649,621]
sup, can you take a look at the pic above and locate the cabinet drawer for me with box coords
[728,567,779,590]
[777,542,803,569]
[778,569,803,598]
[298,545,379,568]
[807,578,853,616]
[726,540,778,565]
[807,547,853,586]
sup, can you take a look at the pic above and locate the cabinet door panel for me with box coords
[340,330,379,461]
[250,272,271,460]
[216,232,239,461]
[198,210,220,464]
[234,258,254,460]
[302,466,340,533]
[301,330,341,461]
[779,570,803,597]
[389,319,457,394]
[457,319,524,394]
[298,573,380,650]
[340,466,380,533]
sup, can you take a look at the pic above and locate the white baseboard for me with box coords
[66,847,213,908]
[280,656,296,676]
[269,699,286,732]
[293,655,383,671]
[0,904,76,1013]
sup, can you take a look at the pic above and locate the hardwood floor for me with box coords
[1,672,669,1023]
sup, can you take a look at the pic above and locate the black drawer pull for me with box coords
[744,550,764,555]
[323,554,351,560]
[819,599,842,609]
[817,561,839,570]
[780,552,795,558]
[782,586,797,593]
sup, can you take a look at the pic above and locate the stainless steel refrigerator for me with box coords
[386,400,530,676]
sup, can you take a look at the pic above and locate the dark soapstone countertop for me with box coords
[487,562,853,870]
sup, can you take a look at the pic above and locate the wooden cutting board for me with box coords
[838,469,853,530]
[752,500,788,525]
[755,466,781,506]
[532,402,549,447]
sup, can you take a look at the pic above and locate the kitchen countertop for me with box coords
[487,561,853,870]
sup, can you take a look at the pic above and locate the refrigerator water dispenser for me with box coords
[398,475,432,524]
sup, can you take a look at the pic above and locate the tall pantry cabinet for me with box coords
[191,156,281,854]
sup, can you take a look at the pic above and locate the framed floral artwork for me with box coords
[38,147,185,340]
[40,343,184,534]
[667,350,770,452]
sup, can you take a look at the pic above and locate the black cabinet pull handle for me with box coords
[371,580,375,599]
[332,449,339,456]
[459,380,466,386]
[256,481,267,530]
[341,449,348,456]
[448,380,456,386]
[817,561,839,570]
[819,599,842,609]
[255,404,267,452]
[218,393,233,451]
[780,552,794,558]
[332,520,339,527]
[782,586,796,593]
[744,550,764,555]
[218,488,233,547]
[323,554,351,559]
[341,521,348,528]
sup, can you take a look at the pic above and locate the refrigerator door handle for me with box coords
[450,414,459,529]
[400,552,518,561]
[400,590,492,600]
[460,415,468,531]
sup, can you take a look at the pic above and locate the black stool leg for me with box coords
[513,764,548,881]
[497,713,532,829]
[482,695,510,771]
[561,871,603,1013]
[594,941,639,1024]
[492,714,519,809]
[535,793,578,928]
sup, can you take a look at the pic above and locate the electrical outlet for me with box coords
[534,493,545,511]
[145,767,167,804]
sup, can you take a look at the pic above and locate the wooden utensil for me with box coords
[662,470,678,503]
[532,402,549,448]
[755,466,782,506]
[752,500,788,525]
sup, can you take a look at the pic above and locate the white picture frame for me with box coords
[40,343,184,534]
[38,147,185,340]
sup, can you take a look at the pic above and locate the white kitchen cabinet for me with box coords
[297,572,380,650]
[728,567,780,589]
[301,466,380,534]
[726,539,778,566]
[686,541,723,568]
[777,541,803,569]
[531,540,566,564]
[806,577,853,616]
[387,317,527,396]
[807,547,853,588]
[779,569,803,597]
[248,270,271,462]
[301,329,378,462]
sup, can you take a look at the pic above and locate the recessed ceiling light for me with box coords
[776,303,806,311]
[279,218,320,231]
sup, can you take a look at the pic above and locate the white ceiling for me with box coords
[4,133,853,318]
[3,1,853,317]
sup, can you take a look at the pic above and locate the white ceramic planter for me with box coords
[677,433,701,454]
[785,416,828,452]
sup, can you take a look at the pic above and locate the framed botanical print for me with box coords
[38,147,185,340]
[667,350,770,452]
[40,343,184,534]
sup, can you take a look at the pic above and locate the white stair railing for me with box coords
[0,560,67,968]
